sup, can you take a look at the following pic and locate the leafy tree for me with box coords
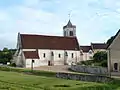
[3,48,9,52]
[78,51,108,67]
[106,36,115,45]
[100,60,107,67]
[93,51,107,62]
[0,48,16,64]
[93,51,107,67]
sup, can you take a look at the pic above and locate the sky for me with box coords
[0,0,120,49]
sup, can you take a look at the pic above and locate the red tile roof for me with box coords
[20,34,79,50]
[91,43,107,49]
[23,51,39,59]
[80,46,92,52]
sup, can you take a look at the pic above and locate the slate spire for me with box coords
[67,20,72,27]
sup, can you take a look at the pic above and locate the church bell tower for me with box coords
[63,20,76,37]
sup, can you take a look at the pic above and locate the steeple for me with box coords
[67,20,72,27]
[63,20,76,37]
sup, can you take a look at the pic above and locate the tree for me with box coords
[3,48,9,52]
[106,36,115,45]
[93,51,107,62]
[93,51,107,67]
[0,48,16,64]
[78,51,107,67]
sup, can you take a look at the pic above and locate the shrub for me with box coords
[77,60,94,66]
[0,66,23,72]
[9,63,16,67]
[100,60,107,67]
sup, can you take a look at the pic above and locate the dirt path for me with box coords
[34,65,72,73]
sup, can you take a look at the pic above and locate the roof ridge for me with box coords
[20,33,77,38]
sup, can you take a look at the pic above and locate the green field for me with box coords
[0,71,119,90]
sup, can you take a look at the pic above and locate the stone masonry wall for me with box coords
[56,72,113,83]
[71,65,108,75]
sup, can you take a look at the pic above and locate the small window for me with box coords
[32,60,35,63]
[72,53,74,58]
[58,54,61,58]
[43,53,46,58]
[70,31,73,36]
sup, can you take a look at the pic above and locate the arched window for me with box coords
[58,54,61,58]
[71,53,74,58]
[43,53,46,58]
[70,31,73,36]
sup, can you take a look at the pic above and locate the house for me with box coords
[91,43,107,53]
[80,46,93,61]
[13,20,80,68]
[80,43,107,61]
[107,29,120,72]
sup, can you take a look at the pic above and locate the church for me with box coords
[13,20,81,68]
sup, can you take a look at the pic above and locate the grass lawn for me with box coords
[0,71,119,90]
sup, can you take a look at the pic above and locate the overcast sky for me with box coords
[0,0,120,49]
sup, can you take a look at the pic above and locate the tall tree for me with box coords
[106,36,115,45]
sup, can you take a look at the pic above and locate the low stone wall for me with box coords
[56,72,113,83]
[71,65,108,75]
